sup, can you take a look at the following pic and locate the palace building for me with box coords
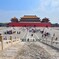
[8,15,51,27]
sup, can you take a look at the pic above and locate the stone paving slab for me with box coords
[15,42,51,59]
[0,42,25,59]
[35,42,59,59]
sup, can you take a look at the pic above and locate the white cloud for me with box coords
[51,0,59,8]
[37,0,59,11]
[35,0,59,23]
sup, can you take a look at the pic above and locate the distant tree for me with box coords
[0,23,8,27]
[11,17,18,22]
[42,17,50,23]
[52,23,59,27]
[55,23,59,27]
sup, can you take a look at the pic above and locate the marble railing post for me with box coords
[0,35,3,50]
[10,36,12,45]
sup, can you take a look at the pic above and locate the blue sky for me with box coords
[0,0,59,23]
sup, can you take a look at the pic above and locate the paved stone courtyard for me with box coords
[0,41,59,59]
[0,27,59,59]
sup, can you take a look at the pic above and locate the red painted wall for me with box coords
[8,22,51,27]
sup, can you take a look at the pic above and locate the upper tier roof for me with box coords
[21,15,39,19]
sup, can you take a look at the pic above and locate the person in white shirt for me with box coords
[43,26,50,37]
